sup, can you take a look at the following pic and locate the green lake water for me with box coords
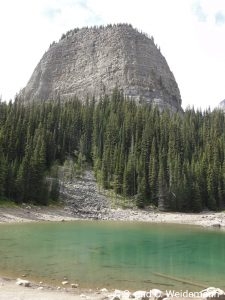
[0,221,225,291]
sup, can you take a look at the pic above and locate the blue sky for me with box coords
[0,0,225,109]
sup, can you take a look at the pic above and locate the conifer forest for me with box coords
[0,90,225,212]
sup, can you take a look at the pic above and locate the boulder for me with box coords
[132,290,148,300]
[80,294,87,298]
[201,287,225,299]
[16,278,31,287]
[151,288,166,300]
[110,296,121,300]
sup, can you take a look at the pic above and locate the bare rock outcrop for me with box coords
[20,24,182,112]
[218,99,225,110]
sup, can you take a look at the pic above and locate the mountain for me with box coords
[19,24,182,112]
[218,99,225,110]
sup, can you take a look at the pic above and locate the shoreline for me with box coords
[0,276,111,300]
[0,276,215,300]
[0,205,224,228]
[1,205,225,299]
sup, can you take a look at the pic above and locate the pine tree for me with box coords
[0,145,6,197]
[149,138,158,204]
[122,148,136,197]
[29,131,47,204]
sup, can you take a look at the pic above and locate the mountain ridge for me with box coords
[218,99,225,109]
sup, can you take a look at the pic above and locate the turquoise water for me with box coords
[0,221,225,291]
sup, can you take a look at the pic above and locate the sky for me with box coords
[0,0,225,110]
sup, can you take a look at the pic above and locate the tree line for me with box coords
[0,90,225,211]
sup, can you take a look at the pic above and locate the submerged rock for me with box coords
[212,223,221,228]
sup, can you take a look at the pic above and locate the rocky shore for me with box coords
[0,277,102,300]
[1,277,225,300]
[0,171,225,228]
[0,204,225,229]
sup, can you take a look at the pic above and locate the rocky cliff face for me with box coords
[218,99,225,110]
[20,24,182,112]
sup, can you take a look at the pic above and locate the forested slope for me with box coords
[0,90,225,212]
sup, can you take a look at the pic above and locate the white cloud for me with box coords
[0,0,225,110]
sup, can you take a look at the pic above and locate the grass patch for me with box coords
[47,199,64,207]
[0,198,18,208]
[0,198,63,209]
[102,189,137,209]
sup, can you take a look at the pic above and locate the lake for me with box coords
[0,221,225,291]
